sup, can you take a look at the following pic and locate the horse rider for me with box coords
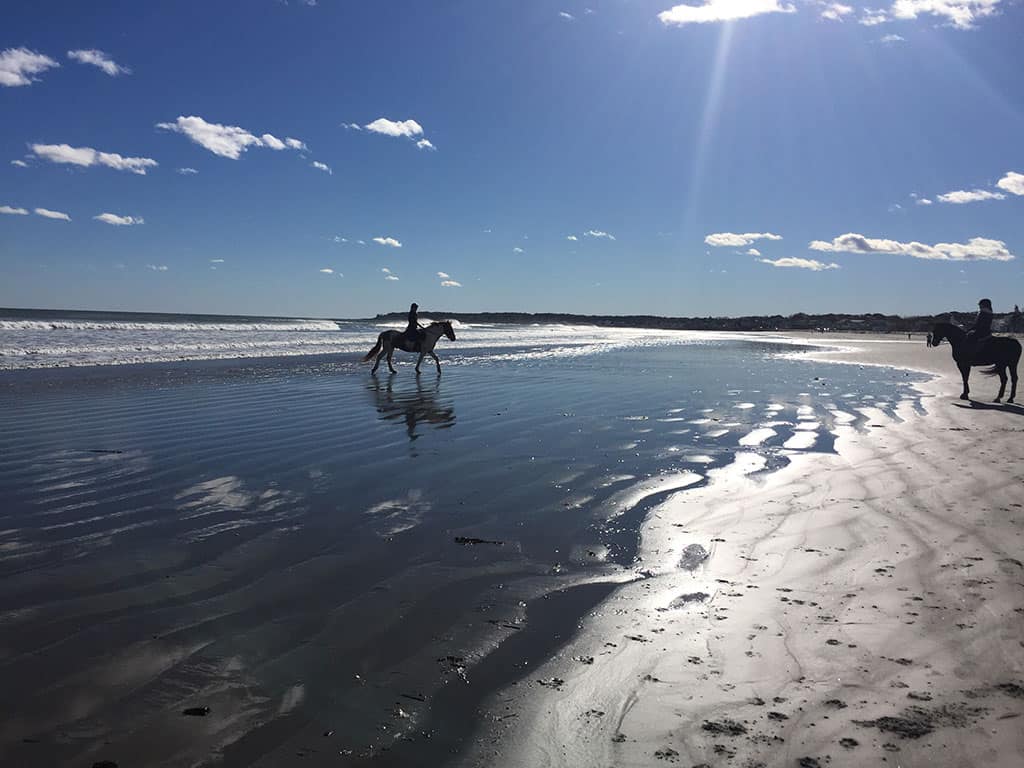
[404,302,425,350]
[965,298,994,356]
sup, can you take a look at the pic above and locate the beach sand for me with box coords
[465,334,1024,768]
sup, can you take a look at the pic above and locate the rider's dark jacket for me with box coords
[968,308,993,340]
[404,305,421,345]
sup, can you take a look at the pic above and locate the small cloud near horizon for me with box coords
[937,188,1005,204]
[373,236,402,248]
[67,49,130,76]
[94,212,143,226]
[1,205,30,215]
[809,232,1014,261]
[31,143,157,174]
[35,207,71,221]
[705,231,782,247]
[659,0,795,27]
[760,257,839,271]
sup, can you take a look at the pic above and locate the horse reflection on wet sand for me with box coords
[368,376,456,440]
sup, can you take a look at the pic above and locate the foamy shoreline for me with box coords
[466,333,1024,768]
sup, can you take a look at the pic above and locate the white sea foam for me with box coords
[739,427,777,446]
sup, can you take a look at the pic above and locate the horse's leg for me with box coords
[415,351,425,374]
[387,345,397,374]
[958,362,971,400]
[371,343,383,374]
[430,350,441,374]
[1009,361,1019,403]
[995,366,1007,403]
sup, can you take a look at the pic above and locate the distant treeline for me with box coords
[369,309,1023,334]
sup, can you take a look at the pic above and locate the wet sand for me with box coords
[2,334,1020,767]
[466,334,1024,767]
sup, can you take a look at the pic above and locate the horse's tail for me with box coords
[362,334,383,362]
[980,365,1001,376]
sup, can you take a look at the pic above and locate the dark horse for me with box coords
[362,320,457,374]
[928,322,1020,403]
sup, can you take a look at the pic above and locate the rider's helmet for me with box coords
[979,298,992,311]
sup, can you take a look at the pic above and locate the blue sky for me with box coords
[2,0,1023,318]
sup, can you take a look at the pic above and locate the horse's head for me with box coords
[442,320,456,342]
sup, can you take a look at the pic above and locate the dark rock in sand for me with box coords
[767,711,789,721]
[797,758,821,768]
[701,719,747,736]
[995,682,1024,699]
[669,592,710,608]
[654,747,679,760]
[839,737,858,748]
[823,699,847,709]
[678,544,710,571]
[854,704,987,739]
[454,536,503,545]
[181,706,211,717]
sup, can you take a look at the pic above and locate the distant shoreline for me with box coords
[4,305,1019,334]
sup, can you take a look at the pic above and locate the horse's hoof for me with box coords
[960,394,969,400]
[994,398,1002,403]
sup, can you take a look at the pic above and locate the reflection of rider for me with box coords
[404,303,425,349]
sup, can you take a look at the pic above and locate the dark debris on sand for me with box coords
[181,706,210,717]
[678,544,710,571]
[701,719,747,736]
[453,536,503,546]
[854,703,987,739]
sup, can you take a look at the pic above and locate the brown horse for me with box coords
[928,322,1020,403]
[362,320,457,374]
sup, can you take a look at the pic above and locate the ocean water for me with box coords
[2,307,724,369]
[0,314,927,765]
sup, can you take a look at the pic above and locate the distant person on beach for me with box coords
[1012,304,1022,333]
[404,302,424,349]
[965,298,993,352]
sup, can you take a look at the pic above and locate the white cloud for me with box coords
[0,47,59,87]
[441,280,462,287]
[890,0,1001,29]
[147,264,168,271]
[760,257,839,270]
[513,247,524,253]
[809,233,1015,261]
[34,207,71,221]
[1,205,29,215]
[416,139,436,151]
[879,33,906,42]
[704,231,782,247]
[10,159,29,167]
[996,171,1024,196]
[365,118,424,138]
[319,268,334,274]
[341,122,362,131]
[157,116,261,159]
[567,235,578,241]
[437,271,450,279]
[560,11,576,19]
[385,274,400,281]
[262,133,287,150]
[585,229,616,240]
[67,49,130,76]
[157,116,306,160]
[94,212,143,226]
[311,160,332,174]
[357,239,366,245]
[820,2,853,19]
[381,267,391,273]
[658,0,795,26]
[746,247,761,256]
[859,8,889,24]
[176,167,199,175]
[30,143,158,174]
[333,235,347,243]
[373,236,402,247]
[915,197,933,205]
[937,188,1006,204]
[210,258,225,263]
